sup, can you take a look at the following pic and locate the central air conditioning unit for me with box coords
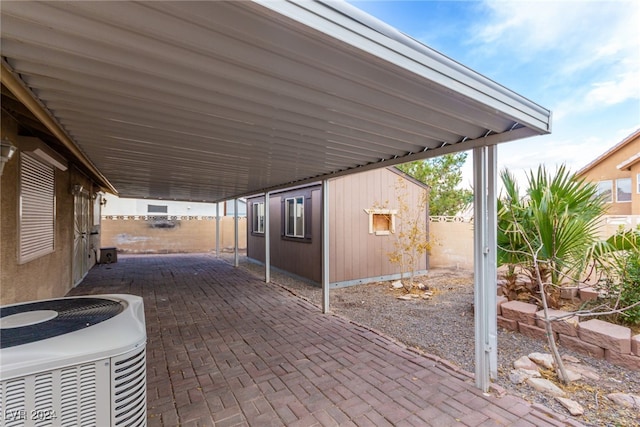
[0,294,147,427]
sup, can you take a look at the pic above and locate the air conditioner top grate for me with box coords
[0,298,124,349]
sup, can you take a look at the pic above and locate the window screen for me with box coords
[616,178,631,202]
[19,153,55,263]
[285,197,304,238]
[596,180,612,203]
[253,202,265,233]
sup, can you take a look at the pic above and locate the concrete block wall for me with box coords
[497,299,640,371]
[100,216,247,254]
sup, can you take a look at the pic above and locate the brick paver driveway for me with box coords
[68,254,581,426]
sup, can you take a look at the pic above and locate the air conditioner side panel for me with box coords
[111,347,147,427]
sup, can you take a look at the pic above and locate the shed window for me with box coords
[364,209,397,235]
[19,153,55,264]
[595,180,612,203]
[616,178,631,202]
[285,197,304,238]
[253,202,265,234]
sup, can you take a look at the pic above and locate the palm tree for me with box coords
[497,165,607,288]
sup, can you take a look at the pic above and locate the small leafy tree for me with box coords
[380,177,431,291]
[397,152,472,216]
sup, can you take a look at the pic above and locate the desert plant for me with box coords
[599,233,640,325]
[497,165,640,383]
[497,165,607,303]
[385,177,431,291]
[619,253,640,325]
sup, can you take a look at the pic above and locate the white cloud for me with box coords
[585,70,640,107]
[473,0,640,114]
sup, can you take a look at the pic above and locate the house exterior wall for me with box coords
[246,168,429,285]
[632,162,640,214]
[101,194,246,217]
[1,114,97,305]
[577,131,640,216]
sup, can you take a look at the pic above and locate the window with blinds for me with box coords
[19,153,55,263]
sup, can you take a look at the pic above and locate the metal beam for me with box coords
[265,192,271,283]
[216,202,220,257]
[473,145,498,392]
[223,127,537,203]
[322,179,330,313]
[234,199,239,267]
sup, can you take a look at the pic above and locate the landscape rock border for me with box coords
[497,298,640,371]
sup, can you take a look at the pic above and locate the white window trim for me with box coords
[364,208,397,235]
[637,173,640,194]
[615,177,632,203]
[285,197,304,238]
[253,201,265,234]
[18,152,56,264]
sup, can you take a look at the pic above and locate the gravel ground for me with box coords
[225,255,640,426]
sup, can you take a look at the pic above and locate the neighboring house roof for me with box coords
[576,128,640,176]
[0,1,550,203]
[617,152,640,171]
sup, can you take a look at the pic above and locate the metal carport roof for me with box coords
[0,0,551,202]
[1,0,555,393]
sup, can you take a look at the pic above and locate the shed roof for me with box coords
[0,0,551,202]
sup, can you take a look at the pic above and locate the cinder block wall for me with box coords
[100,216,246,254]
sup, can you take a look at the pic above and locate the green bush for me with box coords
[618,251,640,325]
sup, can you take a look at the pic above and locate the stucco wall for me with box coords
[100,216,246,254]
[578,133,640,216]
[427,215,640,271]
[1,115,91,305]
[428,219,475,270]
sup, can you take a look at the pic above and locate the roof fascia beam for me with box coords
[1,60,117,194]
[224,126,535,202]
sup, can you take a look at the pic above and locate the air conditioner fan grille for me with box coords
[1,298,124,348]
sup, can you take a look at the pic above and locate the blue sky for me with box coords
[349,0,640,188]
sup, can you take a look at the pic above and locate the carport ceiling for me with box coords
[1,0,551,202]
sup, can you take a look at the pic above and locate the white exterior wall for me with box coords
[102,194,246,216]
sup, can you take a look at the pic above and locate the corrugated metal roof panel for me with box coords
[0,0,551,202]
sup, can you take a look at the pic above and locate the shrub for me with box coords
[618,251,640,325]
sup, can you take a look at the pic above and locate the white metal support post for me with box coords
[216,202,220,257]
[473,145,498,392]
[234,199,239,267]
[322,180,330,313]
[265,192,271,283]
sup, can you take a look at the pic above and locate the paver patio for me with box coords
[68,254,582,426]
